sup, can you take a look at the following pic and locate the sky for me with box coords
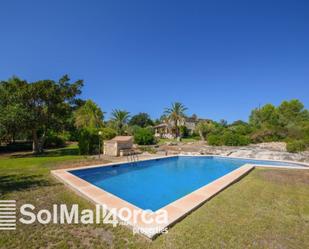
[0,0,308,122]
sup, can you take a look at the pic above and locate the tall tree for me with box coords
[74,100,104,129]
[129,112,153,127]
[110,109,130,135]
[278,99,309,126]
[0,75,83,153]
[0,77,30,143]
[249,104,279,128]
[164,102,187,138]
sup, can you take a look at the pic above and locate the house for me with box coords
[154,115,210,138]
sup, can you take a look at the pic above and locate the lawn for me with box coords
[0,146,309,249]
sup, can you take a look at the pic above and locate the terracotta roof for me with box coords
[111,136,133,142]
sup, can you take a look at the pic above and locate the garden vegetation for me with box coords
[0,76,308,154]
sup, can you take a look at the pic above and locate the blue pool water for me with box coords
[70,156,299,211]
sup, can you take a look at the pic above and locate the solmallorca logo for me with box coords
[0,200,168,235]
[0,200,16,230]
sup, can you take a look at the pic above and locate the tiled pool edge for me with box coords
[180,154,309,168]
[153,164,255,236]
[51,161,254,239]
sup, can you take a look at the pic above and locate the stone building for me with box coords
[104,136,133,156]
[154,115,210,138]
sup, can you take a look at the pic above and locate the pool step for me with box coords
[127,150,139,164]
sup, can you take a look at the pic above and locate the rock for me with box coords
[250,142,287,152]
[157,141,309,163]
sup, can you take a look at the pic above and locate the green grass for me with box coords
[0,147,309,248]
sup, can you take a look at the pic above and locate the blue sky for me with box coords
[0,0,308,122]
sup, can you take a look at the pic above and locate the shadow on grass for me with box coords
[41,147,79,157]
[0,174,57,195]
[10,146,80,159]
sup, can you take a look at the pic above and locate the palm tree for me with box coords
[110,109,130,135]
[74,100,104,129]
[164,102,187,138]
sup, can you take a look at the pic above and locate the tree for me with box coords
[278,99,309,126]
[74,100,104,129]
[99,127,117,140]
[249,104,279,128]
[110,109,130,135]
[0,75,83,153]
[219,119,228,127]
[229,121,252,135]
[0,77,30,143]
[195,121,215,141]
[133,127,155,145]
[159,114,168,123]
[129,112,154,127]
[0,104,28,143]
[78,128,99,155]
[164,102,187,138]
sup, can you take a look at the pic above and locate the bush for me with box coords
[134,128,155,145]
[207,132,251,146]
[229,124,252,135]
[68,129,80,141]
[99,127,117,140]
[78,127,117,155]
[180,125,189,138]
[78,128,99,155]
[250,128,284,143]
[207,134,222,146]
[0,141,32,152]
[126,125,141,136]
[221,132,251,146]
[44,134,65,148]
[286,140,307,153]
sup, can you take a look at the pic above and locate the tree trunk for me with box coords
[174,119,179,139]
[32,130,45,154]
[12,132,16,143]
[199,130,205,141]
[38,132,46,153]
[32,130,40,153]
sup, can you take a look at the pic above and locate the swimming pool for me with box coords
[69,156,298,211]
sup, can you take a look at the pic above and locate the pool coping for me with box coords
[51,155,309,239]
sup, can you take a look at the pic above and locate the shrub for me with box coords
[286,140,307,153]
[58,131,71,142]
[229,124,252,135]
[78,128,99,155]
[68,129,79,141]
[134,128,155,145]
[221,132,250,146]
[207,132,250,146]
[180,125,189,138]
[99,127,117,140]
[126,125,140,136]
[44,134,65,148]
[0,141,32,153]
[250,128,284,143]
[207,134,222,146]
